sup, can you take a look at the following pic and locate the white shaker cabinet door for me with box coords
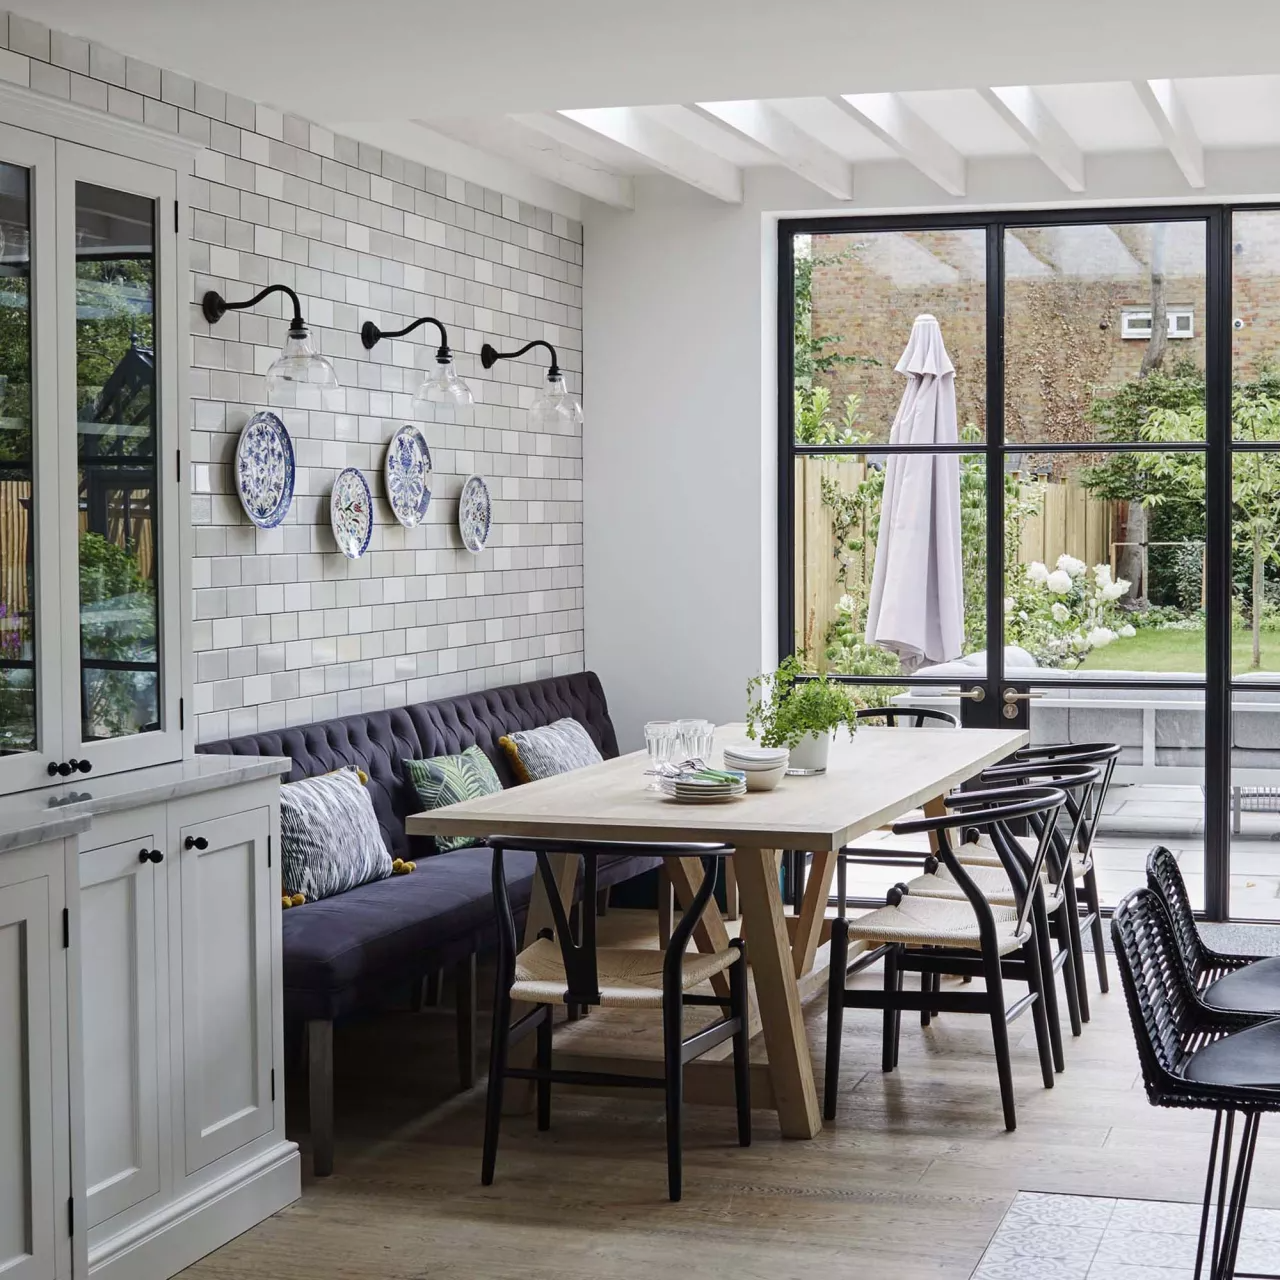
[0,849,66,1280]
[79,832,164,1228]
[172,805,274,1174]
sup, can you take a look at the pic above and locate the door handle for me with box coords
[138,848,164,864]
[184,835,208,851]
[1002,689,1044,703]
[945,686,986,702]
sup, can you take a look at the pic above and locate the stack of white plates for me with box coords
[723,744,789,792]
[659,771,747,804]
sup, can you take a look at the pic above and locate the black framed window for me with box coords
[777,204,1280,922]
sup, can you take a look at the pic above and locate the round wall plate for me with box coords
[235,411,295,529]
[330,467,373,558]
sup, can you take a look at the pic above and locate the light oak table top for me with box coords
[405,723,1029,850]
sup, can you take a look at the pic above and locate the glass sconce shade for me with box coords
[266,330,341,409]
[412,357,474,415]
[529,373,583,433]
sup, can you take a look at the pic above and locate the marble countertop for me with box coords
[0,753,291,852]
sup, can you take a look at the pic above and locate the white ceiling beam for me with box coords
[548,107,743,203]
[1132,78,1205,188]
[689,100,854,200]
[979,86,1085,192]
[423,115,634,209]
[831,93,965,195]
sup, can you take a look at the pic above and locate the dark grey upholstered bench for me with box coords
[198,670,661,1175]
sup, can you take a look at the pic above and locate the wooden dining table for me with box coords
[406,722,1028,1139]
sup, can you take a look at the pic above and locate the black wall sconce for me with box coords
[202,283,339,402]
[361,316,474,410]
[480,338,582,430]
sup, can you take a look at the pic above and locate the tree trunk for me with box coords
[1254,527,1264,670]
[1118,500,1147,608]
[1140,224,1169,377]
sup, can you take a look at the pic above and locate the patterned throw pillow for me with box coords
[403,746,503,852]
[498,717,603,783]
[279,767,393,902]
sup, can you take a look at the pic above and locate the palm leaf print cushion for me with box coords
[404,745,504,852]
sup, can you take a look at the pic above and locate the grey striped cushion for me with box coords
[499,717,603,782]
[279,767,393,901]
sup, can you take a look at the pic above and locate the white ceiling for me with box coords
[15,0,1280,211]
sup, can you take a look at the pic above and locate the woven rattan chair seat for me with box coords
[904,862,1064,911]
[846,895,1032,953]
[510,938,740,1009]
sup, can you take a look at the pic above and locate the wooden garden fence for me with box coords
[794,457,1115,659]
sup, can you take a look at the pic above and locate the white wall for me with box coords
[583,152,1280,748]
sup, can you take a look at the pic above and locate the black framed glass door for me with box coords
[777,204,1264,921]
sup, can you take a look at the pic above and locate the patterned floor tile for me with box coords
[1105,1199,1206,1235]
[1002,1190,1117,1230]
[1091,1230,1200,1270]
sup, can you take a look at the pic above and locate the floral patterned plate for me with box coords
[330,467,373,559]
[458,474,491,553]
[384,423,433,528]
[235,411,294,528]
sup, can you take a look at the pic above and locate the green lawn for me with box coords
[1077,625,1280,674]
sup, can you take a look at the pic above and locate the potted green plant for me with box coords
[745,656,859,775]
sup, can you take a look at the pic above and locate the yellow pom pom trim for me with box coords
[281,894,292,909]
[392,858,416,875]
[291,892,306,906]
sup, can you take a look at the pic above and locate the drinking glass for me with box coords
[676,718,702,763]
[644,721,675,789]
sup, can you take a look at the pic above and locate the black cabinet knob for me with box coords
[55,761,73,777]
[139,848,151,864]
[185,835,208,851]
[47,761,60,776]
[148,849,164,863]
[74,758,92,774]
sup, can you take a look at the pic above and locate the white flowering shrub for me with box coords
[1005,554,1135,667]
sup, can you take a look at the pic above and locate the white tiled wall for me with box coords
[5,9,585,742]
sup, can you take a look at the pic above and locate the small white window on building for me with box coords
[1120,306,1195,339]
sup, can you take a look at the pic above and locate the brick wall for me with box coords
[803,222,1280,461]
[2,9,584,742]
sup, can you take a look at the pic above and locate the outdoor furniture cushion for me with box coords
[279,767,393,901]
[404,747,503,853]
[499,716,604,782]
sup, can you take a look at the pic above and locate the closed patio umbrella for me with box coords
[864,314,964,674]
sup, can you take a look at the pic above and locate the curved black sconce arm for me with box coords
[480,338,560,380]
[361,316,453,363]
[202,283,307,336]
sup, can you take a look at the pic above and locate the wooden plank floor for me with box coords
[181,909,1280,1280]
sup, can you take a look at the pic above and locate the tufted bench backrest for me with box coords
[196,672,619,861]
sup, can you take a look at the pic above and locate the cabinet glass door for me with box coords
[0,127,58,794]
[57,143,181,776]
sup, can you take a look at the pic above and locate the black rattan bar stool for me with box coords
[1148,845,1280,1015]
[826,783,1067,1131]
[482,837,750,1202]
[1113,888,1280,1280]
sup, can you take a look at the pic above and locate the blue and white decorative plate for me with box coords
[458,474,491,553]
[384,424,433,528]
[235,411,294,529]
[330,467,373,559]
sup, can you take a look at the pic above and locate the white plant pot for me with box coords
[786,729,832,775]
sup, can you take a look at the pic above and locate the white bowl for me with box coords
[743,762,787,791]
[724,741,788,760]
[726,757,789,773]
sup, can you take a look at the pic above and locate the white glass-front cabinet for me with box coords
[0,125,185,796]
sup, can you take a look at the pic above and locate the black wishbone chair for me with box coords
[1148,845,1280,1015]
[960,740,1120,1007]
[900,760,1100,1067]
[825,783,1067,1131]
[1113,888,1280,1280]
[830,705,961,914]
[482,837,750,1203]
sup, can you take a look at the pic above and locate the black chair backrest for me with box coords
[975,760,1101,896]
[854,706,959,728]
[1145,846,1212,984]
[1013,741,1120,854]
[486,837,732,1007]
[1112,887,1209,1102]
[895,785,1066,939]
